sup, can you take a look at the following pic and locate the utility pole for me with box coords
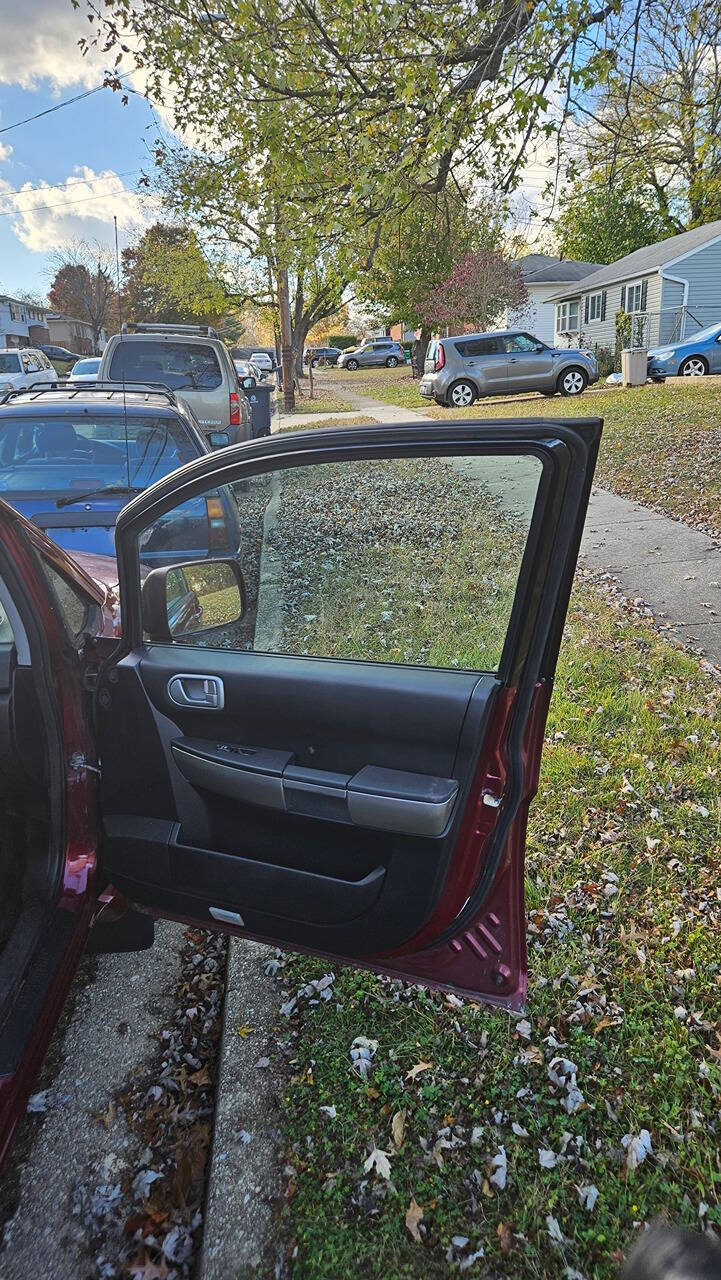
[277,265,295,412]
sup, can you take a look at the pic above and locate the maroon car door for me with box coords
[103,419,601,1008]
[0,504,104,1165]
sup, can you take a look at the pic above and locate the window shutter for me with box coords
[640,279,648,310]
[620,286,626,312]
[601,291,607,321]
[584,296,590,324]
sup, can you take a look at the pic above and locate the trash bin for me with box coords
[246,382,274,437]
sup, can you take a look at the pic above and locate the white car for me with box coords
[67,356,101,384]
[0,348,57,396]
[250,351,274,373]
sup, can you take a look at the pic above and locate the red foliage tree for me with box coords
[420,248,527,333]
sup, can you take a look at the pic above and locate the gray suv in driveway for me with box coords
[420,330,598,406]
[337,339,406,370]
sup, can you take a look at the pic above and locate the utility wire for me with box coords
[0,72,133,136]
[0,168,141,201]
[0,184,153,219]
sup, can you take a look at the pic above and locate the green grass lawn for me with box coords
[271,573,721,1278]
[318,373,721,539]
[284,387,354,415]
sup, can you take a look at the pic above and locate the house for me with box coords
[45,313,107,355]
[504,254,604,344]
[547,220,721,351]
[0,295,50,349]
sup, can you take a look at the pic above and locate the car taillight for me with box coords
[206,495,228,550]
[229,390,241,426]
[435,342,446,372]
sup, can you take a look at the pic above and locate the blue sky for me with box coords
[0,1,163,299]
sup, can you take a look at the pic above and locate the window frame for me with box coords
[625,280,644,313]
[587,292,604,322]
[555,300,580,332]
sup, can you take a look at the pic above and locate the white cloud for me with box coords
[0,142,13,163]
[0,2,107,91]
[0,166,158,253]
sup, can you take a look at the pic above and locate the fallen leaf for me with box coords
[319,1105,337,1119]
[235,1024,255,1038]
[406,1061,433,1081]
[405,1196,424,1241]
[577,1183,599,1212]
[497,1221,514,1253]
[391,1109,406,1149]
[538,1148,558,1169]
[546,1214,564,1244]
[489,1145,507,1190]
[363,1147,392,1180]
[189,1066,212,1086]
[622,1129,652,1172]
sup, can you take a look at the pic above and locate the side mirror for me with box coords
[208,430,230,448]
[142,559,246,642]
[535,343,545,352]
[241,375,255,389]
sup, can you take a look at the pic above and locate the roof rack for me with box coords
[0,381,179,407]
[120,322,217,338]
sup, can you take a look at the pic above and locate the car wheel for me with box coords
[311,358,319,368]
[448,379,477,408]
[385,356,399,368]
[558,366,587,396]
[680,355,707,377]
[345,358,359,371]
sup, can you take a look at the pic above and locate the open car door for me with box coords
[101,420,601,1009]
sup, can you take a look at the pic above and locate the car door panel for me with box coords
[103,421,601,1008]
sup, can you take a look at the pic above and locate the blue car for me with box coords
[647,321,721,380]
[0,385,241,567]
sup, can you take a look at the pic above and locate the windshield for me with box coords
[0,413,198,494]
[680,322,721,344]
[0,355,20,374]
[108,340,223,390]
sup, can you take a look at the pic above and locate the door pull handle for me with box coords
[168,674,225,710]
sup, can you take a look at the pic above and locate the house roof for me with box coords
[548,219,721,301]
[514,253,603,284]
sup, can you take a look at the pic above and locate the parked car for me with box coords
[420,331,599,406]
[98,324,251,446]
[0,385,241,564]
[67,356,101,385]
[0,415,600,1168]
[249,350,275,374]
[304,346,343,367]
[647,321,721,380]
[37,344,79,365]
[0,348,57,394]
[233,357,264,386]
[337,339,405,370]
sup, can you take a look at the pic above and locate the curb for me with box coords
[199,939,282,1278]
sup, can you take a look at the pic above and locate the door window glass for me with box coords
[108,341,223,390]
[40,559,90,637]
[504,334,540,353]
[455,338,501,357]
[139,453,543,673]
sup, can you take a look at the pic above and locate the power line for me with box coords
[0,168,141,201]
[0,184,153,219]
[0,72,133,136]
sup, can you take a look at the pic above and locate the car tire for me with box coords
[385,356,399,368]
[558,366,588,396]
[679,355,708,377]
[448,379,477,408]
[345,358,359,371]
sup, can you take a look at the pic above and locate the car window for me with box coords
[504,334,541,353]
[138,452,544,673]
[40,558,90,638]
[455,338,501,357]
[426,340,438,363]
[0,413,198,494]
[72,359,99,375]
[0,354,21,374]
[108,341,223,391]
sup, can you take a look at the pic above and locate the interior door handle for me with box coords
[168,674,225,710]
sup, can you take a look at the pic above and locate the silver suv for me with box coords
[98,323,251,445]
[420,330,598,406]
[337,339,406,370]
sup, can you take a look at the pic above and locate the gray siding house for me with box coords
[503,253,603,344]
[547,220,721,351]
